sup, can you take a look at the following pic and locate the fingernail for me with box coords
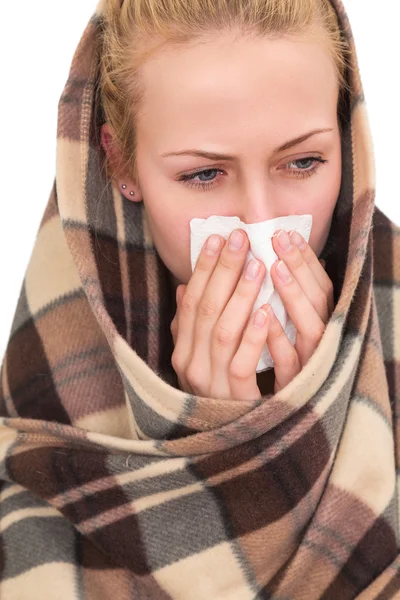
[244,259,260,280]
[229,229,244,252]
[205,235,221,255]
[253,305,271,328]
[277,260,292,283]
[290,230,306,250]
[277,230,292,251]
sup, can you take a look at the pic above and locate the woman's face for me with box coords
[118,32,342,285]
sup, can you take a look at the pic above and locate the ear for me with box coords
[101,123,120,167]
[100,123,143,202]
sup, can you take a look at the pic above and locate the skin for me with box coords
[101,30,341,398]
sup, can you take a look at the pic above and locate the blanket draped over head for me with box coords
[0,0,399,597]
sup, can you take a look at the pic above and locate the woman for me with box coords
[0,0,398,597]
[100,6,343,401]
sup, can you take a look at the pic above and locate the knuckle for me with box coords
[325,278,334,298]
[218,255,238,271]
[234,284,251,301]
[243,332,261,348]
[171,350,184,374]
[309,324,326,345]
[185,366,202,390]
[291,285,303,301]
[180,292,196,312]
[285,349,299,371]
[198,298,218,318]
[288,254,303,271]
[269,320,285,341]
[314,293,328,316]
[241,322,262,346]
[229,360,250,381]
[212,324,235,347]
[195,256,213,273]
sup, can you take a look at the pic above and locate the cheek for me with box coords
[144,204,193,282]
[309,215,334,257]
[307,195,338,255]
[308,150,342,256]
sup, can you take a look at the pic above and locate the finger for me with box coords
[188,229,250,392]
[229,304,272,401]
[289,231,334,315]
[172,235,225,390]
[170,284,185,346]
[194,229,249,343]
[266,308,301,392]
[209,258,266,399]
[270,258,326,367]
[272,230,330,323]
[171,285,194,391]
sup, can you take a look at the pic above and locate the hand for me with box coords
[170,229,272,401]
[268,229,334,394]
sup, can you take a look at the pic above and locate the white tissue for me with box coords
[190,214,313,373]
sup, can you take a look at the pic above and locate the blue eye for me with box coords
[178,168,221,190]
[178,157,328,190]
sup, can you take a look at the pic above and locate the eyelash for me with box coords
[178,157,328,190]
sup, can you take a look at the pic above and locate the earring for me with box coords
[121,184,134,196]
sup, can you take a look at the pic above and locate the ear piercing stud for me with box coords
[121,184,134,196]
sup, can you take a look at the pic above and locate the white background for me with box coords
[0,0,399,359]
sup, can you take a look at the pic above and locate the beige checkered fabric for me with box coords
[0,0,399,597]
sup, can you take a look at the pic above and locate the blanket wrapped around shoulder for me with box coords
[0,0,399,597]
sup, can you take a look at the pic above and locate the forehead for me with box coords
[137,33,338,145]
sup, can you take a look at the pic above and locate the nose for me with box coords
[232,180,278,224]
[237,199,279,224]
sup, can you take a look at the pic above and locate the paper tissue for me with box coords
[190,214,313,372]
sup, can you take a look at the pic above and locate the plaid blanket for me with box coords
[0,0,399,597]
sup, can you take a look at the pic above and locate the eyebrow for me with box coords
[161,128,334,160]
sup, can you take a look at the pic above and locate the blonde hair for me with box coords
[97,0,352,185]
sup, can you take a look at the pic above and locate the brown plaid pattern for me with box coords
[0,0,399,597]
